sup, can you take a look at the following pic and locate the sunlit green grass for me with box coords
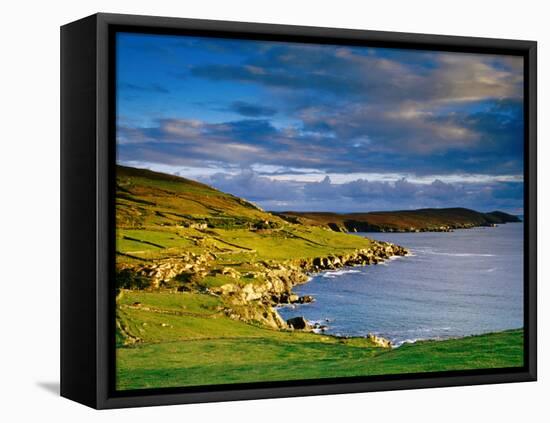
[116,328,523,390]
[209,226,373,261]
[116,292,523,391]
[117,290,222,314]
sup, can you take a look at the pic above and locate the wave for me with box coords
[428,252,495,257]
[387,255,404,261]
[308,318,331,334]
[391,335,448,348]
[369,327,452,347]
[320,269,363,279]
[308,319,332,325]
[392,338,423,348]
[359,332,430,348]
[412,247,495,257]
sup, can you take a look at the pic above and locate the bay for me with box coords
[278,223,524,346]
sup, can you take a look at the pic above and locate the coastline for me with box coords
[114,167,524,389]
[204,239,409,332]
[118,224,520,349]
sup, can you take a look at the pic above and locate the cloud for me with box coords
[228,101,277,117]
[190,45,522,104]
[197,169,523,213]
[118,96,524,177]
[184,44,524,168]
[207,169,303,202]
[302,176,462,204]
[191,62,365,96]
[117,117,342,170]
[294,98,524,177]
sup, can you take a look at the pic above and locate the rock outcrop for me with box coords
[117,252,213,289]
[366,333,392,348]
[287,316,310,330]
[298,242,408,273]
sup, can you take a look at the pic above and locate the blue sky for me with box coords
[116,32,524,214]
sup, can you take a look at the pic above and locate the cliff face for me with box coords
[274,208,521,233]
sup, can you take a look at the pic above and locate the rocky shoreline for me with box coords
[117,240,408,341]
[319,220,502,233]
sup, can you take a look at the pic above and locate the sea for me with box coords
[278,223,524,347]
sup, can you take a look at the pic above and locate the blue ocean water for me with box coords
[278,223,524,346]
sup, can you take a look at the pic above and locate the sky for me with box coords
[116,32,524,214]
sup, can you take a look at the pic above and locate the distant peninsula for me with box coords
[273,208,521,233]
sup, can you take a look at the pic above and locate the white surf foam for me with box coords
[429,252,495,257]
[321,269,363,279]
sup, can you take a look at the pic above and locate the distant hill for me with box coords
[273,208,521,233]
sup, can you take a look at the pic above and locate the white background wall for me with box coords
[1,0,546,421]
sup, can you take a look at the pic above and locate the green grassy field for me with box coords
[116,291,523,390]
[115,166,524,391]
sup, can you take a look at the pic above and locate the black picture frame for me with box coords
[61,12,537,409]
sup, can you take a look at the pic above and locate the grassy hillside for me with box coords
[115,166,522,390]
[116,165,376,266]
[274,208,521,233]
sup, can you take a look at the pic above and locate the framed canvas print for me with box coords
[60,13,537,409]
